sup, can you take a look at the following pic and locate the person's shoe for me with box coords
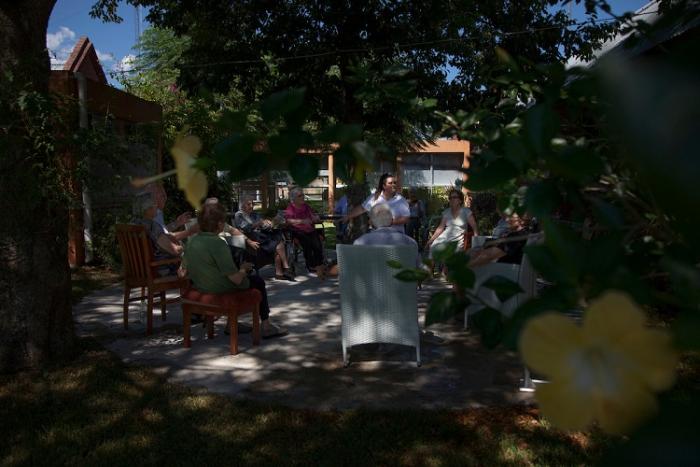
[283,267,295,278]
[275,273,296,282]
[262,323,288,339]
[224,322,253,335]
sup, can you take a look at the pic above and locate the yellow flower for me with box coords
[519,291,678,434]
[171,134,208,210]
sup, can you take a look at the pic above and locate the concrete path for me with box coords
[74,264,533,410]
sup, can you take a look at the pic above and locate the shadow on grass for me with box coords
[0,338,616,466]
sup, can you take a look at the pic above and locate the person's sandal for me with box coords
[262,324,288,339]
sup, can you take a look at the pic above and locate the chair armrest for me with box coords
[150,257,182,267]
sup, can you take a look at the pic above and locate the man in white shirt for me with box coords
[342,173,410,233]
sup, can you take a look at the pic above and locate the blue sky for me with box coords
[47,0,650,87]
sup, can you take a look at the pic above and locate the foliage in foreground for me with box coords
[0,339,615,466]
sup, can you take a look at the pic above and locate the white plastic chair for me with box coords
[336,244,421,367]
[464,233,543,328]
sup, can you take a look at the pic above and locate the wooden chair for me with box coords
[115,224,188,335]
[181,287,262,355]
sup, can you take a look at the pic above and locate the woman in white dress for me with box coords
[426,189,479,256]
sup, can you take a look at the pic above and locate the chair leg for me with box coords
[160,291,166,321]
[123,284,130,330]
[146,291,154,335]
[183,305,191,348]
[207,316,214,339]
[229,314,239,355]
[252,304,261,345]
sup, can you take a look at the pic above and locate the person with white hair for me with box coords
[354,203,419,252]
[283,187,325,275]
[133,193,183,276]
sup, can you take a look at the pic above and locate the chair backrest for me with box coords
[115,224,155,287]
[470,232,544,317]
[336,244,420,349]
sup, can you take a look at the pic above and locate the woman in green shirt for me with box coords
[183,201,287,339]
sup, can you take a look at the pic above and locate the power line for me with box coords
[111,10,658,76]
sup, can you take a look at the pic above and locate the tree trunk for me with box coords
[0,0,75,372]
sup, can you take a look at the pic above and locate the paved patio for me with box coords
[74,262,533,410]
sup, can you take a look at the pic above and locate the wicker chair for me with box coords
[336,244,421,367]
[115,224,188,335]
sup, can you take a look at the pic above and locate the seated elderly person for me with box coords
[134,194,183,276]
[284,188,325,275]
[234,195,294,281]
[144,182,196,242]
[182,201,287,339]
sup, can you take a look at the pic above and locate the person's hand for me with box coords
[247,239,260,250]
[262,219,273,229]
[175,212,192,228]
[241,262,254,273]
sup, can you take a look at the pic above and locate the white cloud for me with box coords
[46,26,75,50]
[96,50,115,63]
[47,26,77,70]
[113,54,136,73]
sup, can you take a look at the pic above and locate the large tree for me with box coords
[95,0,618,152]
[0,0,75,372]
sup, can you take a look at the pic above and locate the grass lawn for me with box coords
[0,341,618,466]
[71,266,121,304]
[5,266,691,465]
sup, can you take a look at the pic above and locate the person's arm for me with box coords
[227,261,254,285]
[156,233,183,256]
[391,198,410,226]
[391,216,410,226]
[426,217,447,246]
[467,212,479,236]
[341,203,366,224]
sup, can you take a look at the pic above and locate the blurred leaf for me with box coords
[213,133,257,170]
[671,312,700,351]
[525,180,561,217]
[386,260,403,269]
[318,124,363,145]
[289,156,319,186]
[524,103,559,156]
[268,130,313,162]
[425,291,465,327]
[481,275,523,302]
[432,242,458,264]
[394,268,430,282]
[260,87,306,123]
[546,146,604,183]
[217,110,248,132]
[502,298,566,351]
[662,257,700,311]
[465,158,519,191]
[191,157,215,171]
[590,198,625,229]
[445,252,476,289]
[472,307,504,348]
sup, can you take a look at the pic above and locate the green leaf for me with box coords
[318,124,363,145]
[394,268,430,283]
[425,291,465,327]
[213,133,257,170]
[260,87,306,123]
[289,156,319,187]
[268,130,313,162]
[465,158,519,191]
[432,241,458,264]
[472,307,504,348]
[217,110,248,132]
[525,180,561,218]
[191,157,215,171]
[350,141,375,165]
[386,260,403,269]
[481,275,523,302]
[524,103,559,156]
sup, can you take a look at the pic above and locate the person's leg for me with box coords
[292,231,316,270]
[308,230,324,268]
[276,241,290,269]
[247,274,270,321]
